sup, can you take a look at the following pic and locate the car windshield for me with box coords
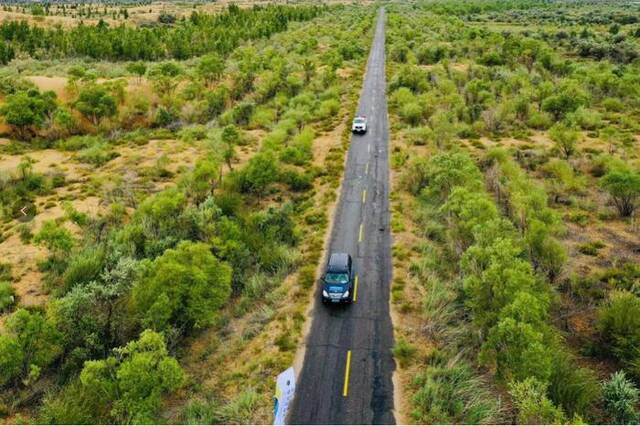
[324,273,349,284]
[354,117,365,124]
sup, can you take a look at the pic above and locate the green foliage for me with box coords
[548,353,600,418]
[77,330,183,424]
[33,221,73,253]
[549,123,580,159]
[541,159,585,203]
[0,281,16,312]
[393,338,418,368]
[481,316,554,383]
[197,53,225,87]
[602,371,639,425]
[0,88,57,139]
[0,335,23,387]
[600,169,640,217]
[509,378,569,424]
[411,360,500,424]
[235,151,279,195]
[131,241,232,333]
[0,309,62,387]
[77,142,117,166]
[598,291,640,369]
[75,85,117,125]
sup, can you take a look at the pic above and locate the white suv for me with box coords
[352,116,367,134]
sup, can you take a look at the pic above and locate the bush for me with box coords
[401,102,424,126]
[603,371,639,424]
[548,353,600,418]
[411,360,500,424]
[597,291,640,367]
[235,152,279,195]
[0,281,16,312]
[131,241,232,333]
[600,169,640,217]
[509,378,568,424]
[393,338,418,368]
[77,143,118,166]
[78,330,183,424]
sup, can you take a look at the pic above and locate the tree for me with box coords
[197,53,224,87]
[186,157,222,202]
[131,241,232,333]
[1,309,62,386]
[126,62,147,84]
[542,92,583,120]
[79,330,183,424]
[549,123,579,159]
[600,169,640,217]
[148,62,182,99]
[0,89,57,139]
[50,259,137,371]
[603,371,639,425]
[221,125,240,171]
[75,85,117,126]
[301,57,316,84]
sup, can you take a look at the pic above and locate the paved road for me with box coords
[288,9,395,425]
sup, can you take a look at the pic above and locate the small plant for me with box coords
[17,223,33,243]
[0,281,16,312]
[578,241,605,256]
[393,338,418,368]
[602,371,639,424]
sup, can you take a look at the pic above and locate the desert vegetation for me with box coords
[0,3,374,422]
[386,0,639,424]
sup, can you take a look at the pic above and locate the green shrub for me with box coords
[393,338,418,368]
[298,265,316,289]
[600,169,640,217]
[411,361,500,424]
[597,291,640,367]
[0,281,15,312]
[77,143,117,166]
[548,353,600,418]
[578,241,605,256]
[603,371,639,424]
[215,389,259,424]
[509,378,568,424]
[132,241,232,333]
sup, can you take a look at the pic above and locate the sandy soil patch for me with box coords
[0,148,74,176]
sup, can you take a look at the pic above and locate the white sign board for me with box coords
[273,367,296,425]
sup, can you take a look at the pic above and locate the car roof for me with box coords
[327,253,350,271]
[354,116,366,120]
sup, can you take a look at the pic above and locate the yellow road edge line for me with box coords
[362,189,367,204]
[359,223,364,242]
[343,350,352,397]
[353,275,359,302]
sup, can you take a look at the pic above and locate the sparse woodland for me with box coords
[0,3,374,423]
[1,0,640,424]
[387,0,640,424]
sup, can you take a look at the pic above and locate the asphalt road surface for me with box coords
[288,8,395,425]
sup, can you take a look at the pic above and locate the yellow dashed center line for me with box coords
[362,189,367,204]
[353,275,359,302]
[343,350,352,397]
[359,223,364,242]
[365,162,369,175]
